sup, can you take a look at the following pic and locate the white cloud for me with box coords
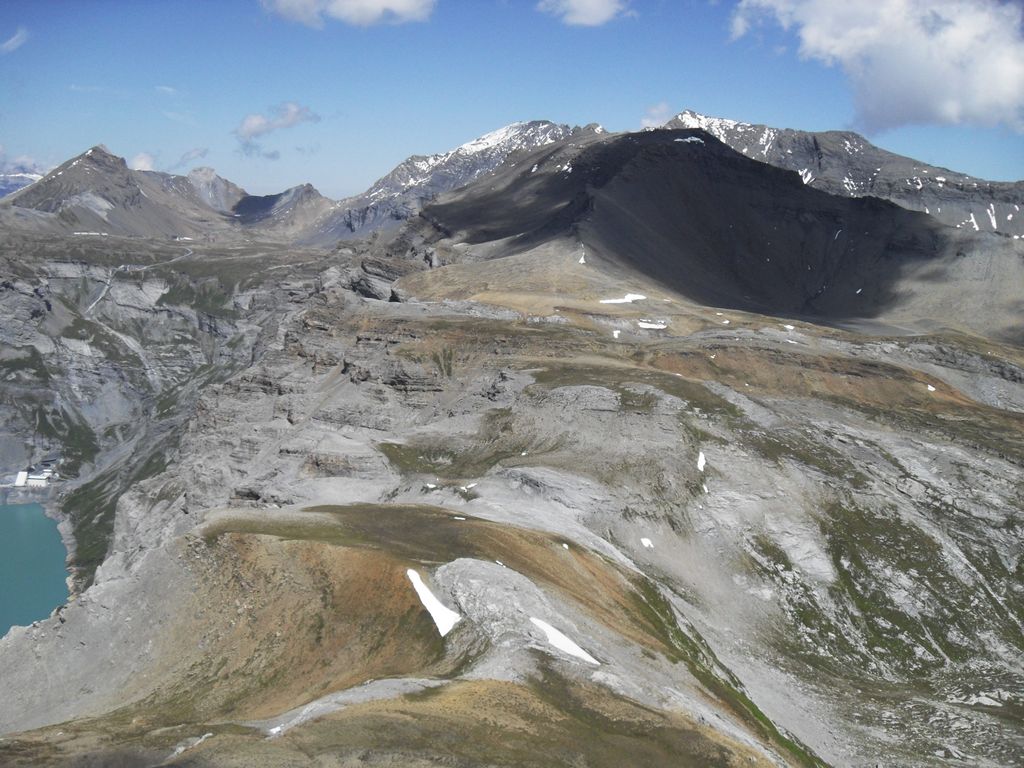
[262,0,435,27]
[1,26,28,54]
[234,102,321,158]
[155,85,179,96]
[130,152,156,171]
[732,0,1024,133]
[537,0,627,26]
[0,145,45,176]
[640,101,672,128]
[169,147,209,171]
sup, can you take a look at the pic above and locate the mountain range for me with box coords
[0,110,1021,768]
[4,112,1021,244]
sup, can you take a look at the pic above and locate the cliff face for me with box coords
[0,232,335,586]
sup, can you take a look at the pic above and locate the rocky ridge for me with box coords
[665,110,1024,239]
[304,120,599,243]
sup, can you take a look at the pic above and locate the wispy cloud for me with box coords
[262,0,436,27]
[69,83,129,98]
[0,145,45,176]
[129,152,156,171]
[732,0,1024,133]
[168,147,209,171]
[1,26,28,54]
[537,0,628,26]
[640,101,672,129]
[155,85,179,96]
[162,110,197,126]
[234,102,321,159]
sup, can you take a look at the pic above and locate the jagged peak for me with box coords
[454,120,572,156]
[666,109,752,135]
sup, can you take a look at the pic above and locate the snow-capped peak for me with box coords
[456,122,529,155]
[669,110,751,139]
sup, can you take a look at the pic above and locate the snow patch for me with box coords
[637,320,667,330]
[170,733,214,756]
[641,537,653,549]
[407,569,461,637]
[697,451,706,472]
[599,293,646,304]
[529,617,599,665]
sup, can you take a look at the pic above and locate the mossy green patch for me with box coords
[743,430,868,488]
[629,577,825,767]
[378,407,531,480]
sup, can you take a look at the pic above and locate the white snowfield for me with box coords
[529,617,599,665]
[600,293,646,304]
[407,569,461,637]
[697,451,707,472]
[637,321,667,330]
[640,537,653,549]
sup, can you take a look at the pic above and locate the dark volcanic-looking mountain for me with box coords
[413,126,1021,340]
[665,110,1024,239]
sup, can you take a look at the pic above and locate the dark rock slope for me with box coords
[417,128,1023,339]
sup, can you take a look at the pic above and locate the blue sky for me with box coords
[1,0,1022,197]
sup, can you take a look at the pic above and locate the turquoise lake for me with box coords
[0,503,69,636]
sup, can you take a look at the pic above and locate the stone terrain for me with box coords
[0,121,1020,767]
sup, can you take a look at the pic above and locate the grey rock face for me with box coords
[186,167,247,213]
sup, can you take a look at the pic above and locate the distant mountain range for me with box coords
[0,171,43,199]
[312,120,602,244]
[0,121,594,244]
[1,112,1020,245]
